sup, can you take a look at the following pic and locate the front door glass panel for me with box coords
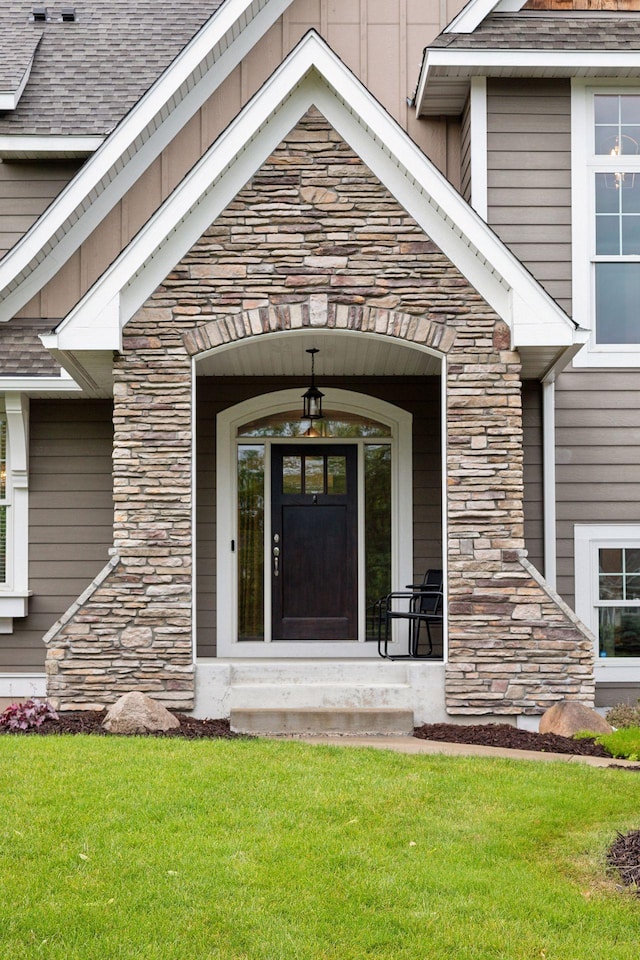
[304,456,324,495]
[237,444,264,641]
[365,444,392,639]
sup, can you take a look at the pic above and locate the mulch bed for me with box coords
[0,712,241,739]
[414,722,612,757]
[608,830,640,895]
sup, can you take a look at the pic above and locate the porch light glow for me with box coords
[302,348,324,421]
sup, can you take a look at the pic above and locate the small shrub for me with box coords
[0,699,58,731]
[606,700,640,729]
[594,726,640,762]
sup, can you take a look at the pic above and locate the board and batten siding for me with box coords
[487,78,572,314]
[3,400,113,672]
[196,376,442,658]
[0,160,83,259]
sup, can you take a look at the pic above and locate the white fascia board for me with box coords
[0,136,104,158]
[59,32,577,352]
[416,48,640,116]
[444,0,504,35]
[0,0,295,323]
[0,376,81,393]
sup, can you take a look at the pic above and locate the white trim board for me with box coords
[575,523,640,682]
[444,0,526,35]
[215,388,413,658]
[469,76,487,221]
[45,32,580,359]
[0,674,46,698]
[571,80,640,368]
[0,0,296,324]
[0,136,104,159]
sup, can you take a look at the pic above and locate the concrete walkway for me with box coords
[298,735,640,769]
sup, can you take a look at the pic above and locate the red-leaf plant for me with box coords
[0,698,58,731]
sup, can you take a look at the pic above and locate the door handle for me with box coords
[273,545,280,577]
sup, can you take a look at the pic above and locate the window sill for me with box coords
[595,662,640,684]
[573,344,640,368]
[0,593,29,634]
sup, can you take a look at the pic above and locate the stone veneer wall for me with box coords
[44,318,195,710]
[44,107,594,712]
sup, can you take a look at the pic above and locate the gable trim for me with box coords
[444,0,526,35]
[44,31,579,361]
[0,0,296,324]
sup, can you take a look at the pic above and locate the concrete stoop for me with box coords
[230,707,415,736]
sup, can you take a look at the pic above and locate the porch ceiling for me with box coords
[195,330,442,378]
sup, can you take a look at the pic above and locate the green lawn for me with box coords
[0,737,638,960]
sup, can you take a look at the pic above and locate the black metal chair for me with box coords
[375,569,443,660]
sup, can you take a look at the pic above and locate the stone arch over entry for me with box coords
[182,298,457,360]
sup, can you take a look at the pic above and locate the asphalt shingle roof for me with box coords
[430,13,640,51]
[0,318,60,376]
[0,1,225,136]
[0,30,40,92]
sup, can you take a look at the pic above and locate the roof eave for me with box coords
[416,48,640,116]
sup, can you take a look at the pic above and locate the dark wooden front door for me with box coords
[271,444,358,640]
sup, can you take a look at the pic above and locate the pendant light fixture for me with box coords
[302,348,324,421]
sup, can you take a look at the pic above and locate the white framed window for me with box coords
[575,524,640,679]
[0,414,7,585]
[573,83,640,366]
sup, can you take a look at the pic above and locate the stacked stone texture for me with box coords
[44,107,593,712]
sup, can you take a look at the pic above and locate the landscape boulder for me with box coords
[539,700,612,738]
[102,691,180,735]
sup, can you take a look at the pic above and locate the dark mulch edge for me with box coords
[608,830,640,895]
[0,712,242,739]
[414,722,611,757]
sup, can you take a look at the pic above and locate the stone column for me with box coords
[44,307,195,710]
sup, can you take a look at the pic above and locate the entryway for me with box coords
[271,444,358,640]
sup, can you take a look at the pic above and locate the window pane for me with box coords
[595,95,618,125]
[599,607,640,658]
[327,456,346,494]
[620,129,640,156]
[595,124,619,155]
[365,445,391,641]
[282,456,302,494]
[626,548,640,572]
[627,576,640,600]
[622,216,640,254]
[600,548,622,573]
[621,96,640,125]
[596,174,619,214]
[238,410,390,438]
[596,215,620,255]
[237,445,264,641]
[621,176,640,212]
[304,457,324,495]
[599,575,623,600]
[595,263,640,343]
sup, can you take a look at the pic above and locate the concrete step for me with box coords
[228,660,409,686]
[229,681,412,710]
[230,707,415,736]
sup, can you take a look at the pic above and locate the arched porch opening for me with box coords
[186,304,452,661]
